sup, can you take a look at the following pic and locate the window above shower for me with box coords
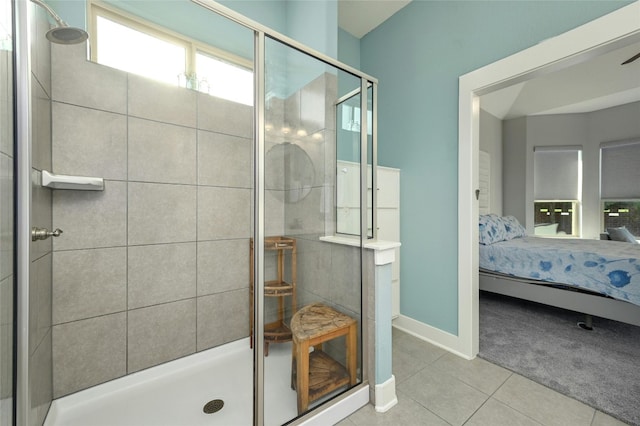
[89,2,253,105]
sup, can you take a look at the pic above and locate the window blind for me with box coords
[534,146,582,200]
[600,139,640,200]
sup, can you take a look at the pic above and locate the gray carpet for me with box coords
[479,291,640,426]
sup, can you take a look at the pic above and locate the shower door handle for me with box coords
[31,227,63,241]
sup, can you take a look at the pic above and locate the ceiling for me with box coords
[336,1,640,120]
[338,0,411,39]
[481,39,640,119]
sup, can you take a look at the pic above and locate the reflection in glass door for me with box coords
[262,36,365,424]
[0,1,13,424]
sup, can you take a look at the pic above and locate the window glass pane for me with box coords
[195,52,253,106]
[534,201,577,236]
[603,201,640,236]
[96,16,185,85]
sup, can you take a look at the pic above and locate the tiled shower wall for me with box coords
[50,42,252,398]
[29,4,54,425]
[49,38,367,397]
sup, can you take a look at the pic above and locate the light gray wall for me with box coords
[502,101,640,238]
[479,109,503,215]
[502,117,527,225]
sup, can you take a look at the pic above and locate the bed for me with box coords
[478,214,640,328]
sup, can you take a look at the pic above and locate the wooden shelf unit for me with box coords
[250,236,297,356]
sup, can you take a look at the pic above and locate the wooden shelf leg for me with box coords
[347,323,357,385]
[296,340,310,413]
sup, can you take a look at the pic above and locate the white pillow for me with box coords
[607,227,639,244]
[479,214,508,245]
[502,216,527,240]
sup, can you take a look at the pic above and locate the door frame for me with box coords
[457,2,640,358]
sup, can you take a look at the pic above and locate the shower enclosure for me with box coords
[7,0,377,425]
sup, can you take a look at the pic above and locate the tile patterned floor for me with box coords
[339,328,629,426]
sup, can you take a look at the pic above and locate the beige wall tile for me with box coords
[30,4,51,98]
[284,186,325,235]
[53,180,127,250]
[197,93,252,138]
[29,330,52,426]
[127,299,196,373]
[52,313,126,398]
[0,276,12,326]
[197,239,249,296]
[128,243,196,309]
[265,190,285,237]
[196,294,225,351]
[197,186,250,240]
[52,43,127,114]
[128,182,196,245]
[30,170,51,262]
[53,248,127,324]
[330,244,362,313]
[29,253,51,355]
[52,103,127,180]
[0,155,13,281]
[129,118,196,185]
[32,79,51,172]
[128,74,196,127]
[300,73,331,136]
[295,238,331,302]
[220,289,249,342]
[0,52,13,157]
[197,130,250,188]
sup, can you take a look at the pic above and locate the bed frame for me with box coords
[479,270,640,328]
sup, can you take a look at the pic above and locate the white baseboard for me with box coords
[393,315,474,360]
[375,375,398,412]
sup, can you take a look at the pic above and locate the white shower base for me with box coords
[44,339,300,426]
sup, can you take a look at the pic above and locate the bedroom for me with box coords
[476,36,640,317]
[470,18,640,425]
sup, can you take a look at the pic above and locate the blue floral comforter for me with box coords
[479,237,640,306]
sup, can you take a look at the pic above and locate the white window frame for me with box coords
[88,1,252,99]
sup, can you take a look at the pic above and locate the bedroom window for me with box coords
[533,146,582,237]
[603,202,640,237]
[600,139,640,237]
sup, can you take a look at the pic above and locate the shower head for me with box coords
[30,0,89,45]
[46,26,88,45]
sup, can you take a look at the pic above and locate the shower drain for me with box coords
[203,399,224,414]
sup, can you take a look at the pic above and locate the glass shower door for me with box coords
[261,36,365,424]
[0,1,13,424]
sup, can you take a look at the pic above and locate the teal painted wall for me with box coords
[338,27,360,70]
[359,0,633,334]
[47,1,341,59]
[286,0,337,59]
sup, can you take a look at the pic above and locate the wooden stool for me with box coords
[290,303,357,414]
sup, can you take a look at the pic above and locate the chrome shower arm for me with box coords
[29,0,68,27]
